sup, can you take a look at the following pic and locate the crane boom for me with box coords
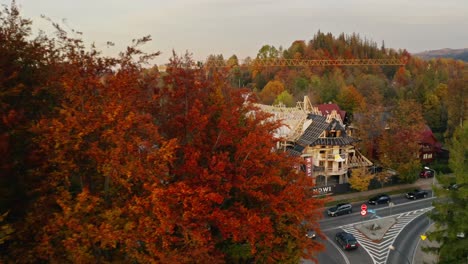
[205,57,407,68]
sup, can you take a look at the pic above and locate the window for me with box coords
[423,153,433,160]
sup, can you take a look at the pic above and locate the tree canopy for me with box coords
[428,121,468,263]
[0,4,324,263]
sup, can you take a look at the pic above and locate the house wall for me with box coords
[303,145,349,186]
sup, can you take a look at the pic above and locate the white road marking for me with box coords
[339,208,433,264]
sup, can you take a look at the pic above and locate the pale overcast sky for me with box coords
[4,0,468,65]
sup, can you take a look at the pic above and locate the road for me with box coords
[313,192,434,264]
[387,214,432,264]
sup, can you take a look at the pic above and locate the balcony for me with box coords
[319,153,347,160]
[313,166,325,172]
[325,165,348,175]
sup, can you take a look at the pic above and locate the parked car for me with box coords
[327,203,353,217]
[368,194,391,205]
[405,189,428,199]
[335,231,359,250]
[445,183,463,191]
[306,230,316,239]
[419,170,434,178]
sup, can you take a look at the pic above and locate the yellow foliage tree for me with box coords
[348,167,373,192]
[258,80,285,105]
[274,90,295,107]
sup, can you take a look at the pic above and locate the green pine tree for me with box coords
[427,121,468,263]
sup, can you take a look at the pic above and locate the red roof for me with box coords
[316,103,346,121]
[421,125,442,149]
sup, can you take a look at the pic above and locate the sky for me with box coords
[4,0,468,65]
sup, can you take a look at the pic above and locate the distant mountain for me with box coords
[413,48,468,62]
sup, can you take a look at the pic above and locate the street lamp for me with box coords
[424,166,437,197]
[388,245,411,264]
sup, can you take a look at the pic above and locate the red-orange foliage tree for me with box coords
[0,3,60,253]
[147,55,324,263]
[2,7,323,263]
[20,31,179,262]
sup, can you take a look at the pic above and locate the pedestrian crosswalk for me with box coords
[339,208,432,264]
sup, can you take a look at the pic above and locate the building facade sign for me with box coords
[305,157,313,177]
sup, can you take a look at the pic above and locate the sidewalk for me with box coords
[413,223,439,264]
[329,177,436,203]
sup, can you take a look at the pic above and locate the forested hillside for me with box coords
[209,31,466,142]
[414,48,468,62]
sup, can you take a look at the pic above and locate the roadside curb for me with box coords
[413,222,439,264]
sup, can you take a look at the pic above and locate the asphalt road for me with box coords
[320,191,434,231]
[317,230,373,264]
[387,214,432,264]
[315,192,434,264]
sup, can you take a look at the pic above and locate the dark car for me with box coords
[306,230,316,239]
[335,231,359,250]
[368,194,391,205]
[419,170,434,178]
[327,203,353,217]
[447,183,459,190]
[405,189,428,199]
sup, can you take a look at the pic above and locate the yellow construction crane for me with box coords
[205,57,408,68]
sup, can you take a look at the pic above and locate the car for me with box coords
[335,231,359,250]
[368,194,391,205]
[306,230,316,239]
[405,189,428,199]
[327,203,353,217]
[419,170,434,178]
[445,183,464,191]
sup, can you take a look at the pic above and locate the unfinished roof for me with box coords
[296,114,358,148]
[297,115,329,146]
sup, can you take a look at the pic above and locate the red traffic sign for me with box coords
[360,210,367,216]
[361,204,367,211]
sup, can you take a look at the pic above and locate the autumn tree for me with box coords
[283,40,306,59]
[336,85,365,114]
[150,55,324,263]
[353,91,385,160]
[274,90,295,107]
[0,212,14,245]
[0,2,60,252]
[348,167,373,192]
[444,65,467,140]
[378,100,426,182]
[316,68,345,103]
[354,74,392,105]
[256,44,280,59]
[3,18,324,262]
[258,79,285,105]
[17,30,180,263]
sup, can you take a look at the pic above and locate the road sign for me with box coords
[360,210,367,216]
[361,204,367,211]
[421,235,427,240]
